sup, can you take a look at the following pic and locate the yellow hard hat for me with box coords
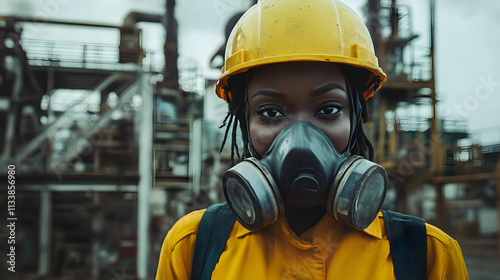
[216,0,386,102]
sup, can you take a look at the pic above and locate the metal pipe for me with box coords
[1,12,163,29]
[390,0,399,38]
[1,56,22,163]
[0,16,119,29]
[164,0,179,88]
[495,161,500,252]
[137,72,153,280]
[366,0,382,51]
[18,184,138,192]
[38,189,52,276]
[429,0,439,172]
[190,119,203,195]
[123,12,163,27]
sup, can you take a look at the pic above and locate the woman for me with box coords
[156,0,468,279]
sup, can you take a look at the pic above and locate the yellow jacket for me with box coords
[156,209,468,279]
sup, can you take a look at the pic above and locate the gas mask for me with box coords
[223,121,387,232]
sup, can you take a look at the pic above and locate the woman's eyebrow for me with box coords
[250,90,287,100]
[310,82,346,98]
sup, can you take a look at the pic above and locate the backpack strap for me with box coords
[382,210,427,280]
[191,202,236,280]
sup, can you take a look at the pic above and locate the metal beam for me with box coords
[1,57,23,163]
[137,73,153,280]
[495,160,500,252]
[0,16,119,29]
[38,190,52,276]
[189,119,203,195]
[18,184,137,192]
[432,173,496,184]
[429,0,439,172]
[434,183,446,231]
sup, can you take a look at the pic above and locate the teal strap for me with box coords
[382,210,427,280]
[191,203,236,280]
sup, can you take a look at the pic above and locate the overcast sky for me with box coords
[1,0,499,145]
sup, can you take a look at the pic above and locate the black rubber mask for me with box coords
[260,121,347,208]
[223,121,387,232]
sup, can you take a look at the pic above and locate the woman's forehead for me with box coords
[252,61,343,78]
[248,62,346,92]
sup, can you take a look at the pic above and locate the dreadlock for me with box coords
[218,72,251,164]
[219,64,375,163]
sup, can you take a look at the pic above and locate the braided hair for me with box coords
[219,64,375,163]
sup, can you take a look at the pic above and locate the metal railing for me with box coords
[21,39,118,65]
[19,39,164,71]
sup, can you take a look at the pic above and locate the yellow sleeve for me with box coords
[155,210,206,280]
[426,224,469,280]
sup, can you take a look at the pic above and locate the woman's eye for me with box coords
[316,103,342,116]
[257,107,284,118]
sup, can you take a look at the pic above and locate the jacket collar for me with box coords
[235,211,384,240]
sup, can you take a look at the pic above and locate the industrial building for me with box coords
[0,0,499,279]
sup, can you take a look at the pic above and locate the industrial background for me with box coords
[0,0,499,279]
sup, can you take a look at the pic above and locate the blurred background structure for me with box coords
[0,0,499,279]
